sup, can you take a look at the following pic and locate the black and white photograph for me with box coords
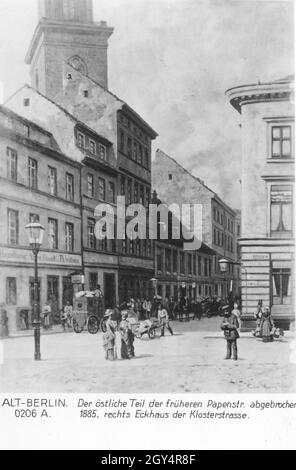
[0,0,295,449]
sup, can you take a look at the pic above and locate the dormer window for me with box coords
[89,140,95,155]
[77,132,84,148]
[99,144,106,160]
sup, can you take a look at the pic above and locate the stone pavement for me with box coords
[1,317,295,393]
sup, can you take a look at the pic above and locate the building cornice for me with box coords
[25,19,114,64]
[225,80,294,113]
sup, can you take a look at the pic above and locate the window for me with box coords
[83,90,89,98]
[173,250,178,272]
[7,147,17,182]
[187,253,192,275]
[109,182,115,203]
[87,218,96,249]
[127,137,132,158]
[209,259,212,277]
[29,213,39,223]
[120,176,126,196]
[165,249,171,272]
[98,177,106,201]
[48,166,57,196]
[270,185,293,233]
[66,173,74,201]
[77,132,84,148]
[180,252,185,274]
[7,209,18,245]
[198,256,201,276]
[144,149,149,168]
[23,125,30,137]
[204,258,208,276]
[65,223,74,252]
[23,98,30,107]
[271,126,292,159]
[138,145,143,165]
[134,182,139,203]
[89,140,96,155]
[157,247,163,271]
[237,224,241,237]
[133,141,137,161]
[193,254,196,275]
[99,144,106,160]
[272,268,291,305]
[121,239,127,254]
[48,218,58,249]
[89,272,98,291]
[119,130,125,153]
[140,186,144,205]
[145,188,150,209]
[87,174,94,198]
[28,157,38,189]
[127,179,132,204]
[6,278,17,305]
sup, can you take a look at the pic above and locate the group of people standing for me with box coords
[102,300,174,361]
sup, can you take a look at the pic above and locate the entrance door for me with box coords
[104,273,116,309]
[62,276,73,307]
[47,276,59,324]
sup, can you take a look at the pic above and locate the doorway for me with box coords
[104,273,116,309]
[62,276,73,307]
[47,276,59,324]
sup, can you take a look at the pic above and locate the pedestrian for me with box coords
[232,302,241,329]
[157,303,173,336]
[93,284,103,297]
[221,305,240,360]
[64,301,73,328]
[102,312,117,361]
[42,302,51,330]
[260,307,274,343]
[0,302,8,338]
[119,311,134,359]
[60,308,67,331]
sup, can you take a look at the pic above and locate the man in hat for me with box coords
[221,305,240,360]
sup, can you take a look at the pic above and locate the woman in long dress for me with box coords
[103,314,117,360]
[119,311,134,359]
[260,307,274,343]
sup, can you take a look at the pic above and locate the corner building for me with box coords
[226,75,295,329]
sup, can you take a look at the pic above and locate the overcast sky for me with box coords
[0,0,294,208]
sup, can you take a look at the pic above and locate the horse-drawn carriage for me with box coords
[72,292,105,334]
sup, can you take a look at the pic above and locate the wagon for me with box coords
[72,293,105,334]
[129,316,161,339]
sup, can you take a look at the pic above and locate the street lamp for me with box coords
[218,258,247,314]
[150,277,157,299]
[25,222,45,361]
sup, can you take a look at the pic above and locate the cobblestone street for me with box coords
[1,318,295,393]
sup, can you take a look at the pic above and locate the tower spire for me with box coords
[26,0,113,99]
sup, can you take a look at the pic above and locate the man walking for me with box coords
[157,303,173,336]
[221,305,240,360]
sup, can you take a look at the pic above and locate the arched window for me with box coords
[68,55,87,75]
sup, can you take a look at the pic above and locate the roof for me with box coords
[155,149,236,215]
[5,84,113,146]
[0,103,52,136]
[64,62,158,139]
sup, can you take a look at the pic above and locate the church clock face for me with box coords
[68,55,87,75]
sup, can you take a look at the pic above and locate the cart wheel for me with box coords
[100,318,107,333]
[73,320,83,334]
[148,328,156,339]
[88,316,99,334]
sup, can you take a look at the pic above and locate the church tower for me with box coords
[26,0,113,99]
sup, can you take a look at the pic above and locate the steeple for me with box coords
[26,0,113,99]
[37,0,94,24]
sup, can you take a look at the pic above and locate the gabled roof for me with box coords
[5,84,113,146]
[64,62,158,139]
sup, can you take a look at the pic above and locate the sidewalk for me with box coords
[6,325,74,339]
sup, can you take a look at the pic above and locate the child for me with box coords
[221,305,240,360]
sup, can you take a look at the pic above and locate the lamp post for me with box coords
[150,277,157,299]
[218,258,247,314]
[25,222,45,361]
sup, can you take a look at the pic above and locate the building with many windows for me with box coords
[0,105,82,333]
[226,75,294,329]
[152,149,239,299]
